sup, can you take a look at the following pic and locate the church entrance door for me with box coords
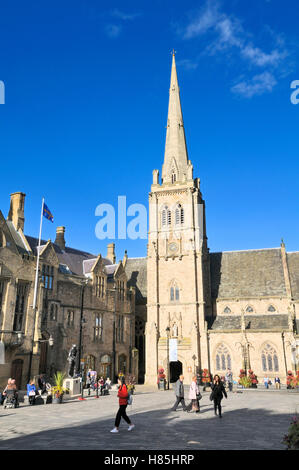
[169,360,182,383]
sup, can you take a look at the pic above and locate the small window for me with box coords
[223,306,231,314]
[268,305,276,312]
[246,306,254,313]
[170,287,174,301]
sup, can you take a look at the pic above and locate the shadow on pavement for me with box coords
[0,404,293,450]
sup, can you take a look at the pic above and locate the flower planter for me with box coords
[53,395,63,404]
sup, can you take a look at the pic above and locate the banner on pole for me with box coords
[169,339,178,362]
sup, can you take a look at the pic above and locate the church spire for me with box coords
[162,52,191,184]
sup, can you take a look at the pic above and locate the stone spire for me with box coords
[161,52,190,184]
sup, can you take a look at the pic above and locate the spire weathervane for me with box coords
[171,49,176,56]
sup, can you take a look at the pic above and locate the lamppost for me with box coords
[27,334,54,383]
[77,279,88,400]
[166,326,170,390]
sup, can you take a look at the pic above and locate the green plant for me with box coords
[239,376,252,388]
[51,371,68,398]
[202,369,211,383]
[283,415,299,450]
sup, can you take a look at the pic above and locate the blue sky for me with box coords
[0,0,298,260]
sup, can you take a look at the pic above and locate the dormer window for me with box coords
[268,305,276,312]
[42,265,54,290]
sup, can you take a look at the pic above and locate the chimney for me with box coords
[55,226,66,250]
[107,243,116,264]
[7,192,26,231]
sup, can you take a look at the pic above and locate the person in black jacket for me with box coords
[211,374,227,418]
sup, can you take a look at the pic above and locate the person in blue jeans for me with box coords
[263,376,269,389]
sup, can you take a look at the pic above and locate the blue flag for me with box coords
[43,203,54,222]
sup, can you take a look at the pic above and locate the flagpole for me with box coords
[32,197,44,310]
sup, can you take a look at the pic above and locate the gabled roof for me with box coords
[287,252,299,300]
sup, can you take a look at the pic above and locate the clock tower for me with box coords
[145,53,212,385]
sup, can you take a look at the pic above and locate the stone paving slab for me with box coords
[0,388,298,450]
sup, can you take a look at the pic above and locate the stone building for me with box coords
[0,193,136,389]
[126,53,299,385]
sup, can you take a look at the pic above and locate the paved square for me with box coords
[0,387,298,450]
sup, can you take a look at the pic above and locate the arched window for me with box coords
[171,172,176,184]
[170,281,180,302]
[161,206,171,227]
[215,344,232,371]
[261,344,279,372]
[268,305,276,312]
[170,287,174,301]
[246,305,254,313]
[175,204,184,226]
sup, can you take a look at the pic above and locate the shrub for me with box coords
[283,415,299,450]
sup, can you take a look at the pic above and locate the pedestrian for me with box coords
[171,375,187,411]
[105,377,112,391]
[99,376,105,396]
[110,376,135,433]
[27,379,37,405]
[186,376,201,413]
[274,376,281,390]
[263,376,269,389]
[0,378,12,405]
[225,369,233,392]
[210,374,227,418]
[86,369,92,396]
[38,374,47,394]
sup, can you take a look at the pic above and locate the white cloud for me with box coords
[177,59,199,70]
[180,0,289,97]
[111,9,141,21]
[231,72,277,98]
[105,24,122,38]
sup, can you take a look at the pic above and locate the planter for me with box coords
[251,384,257,388]
[53,395,63,404]
[158,379,166,390]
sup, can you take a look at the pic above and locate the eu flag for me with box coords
[43,203,54,222]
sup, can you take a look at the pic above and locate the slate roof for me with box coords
[26,235,97,276]
[210,248,287,299]
[287,252,299,300]
[82,257,112,276]
[124,257,147,304]
[208,314,289,331]
[6,221,29,255]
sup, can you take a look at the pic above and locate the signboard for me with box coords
[169,338,178,362]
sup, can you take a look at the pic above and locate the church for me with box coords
[0,54,298,389]
[126,53,299,386]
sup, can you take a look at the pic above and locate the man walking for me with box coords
[225,369,233,392]
[171,375,187,411]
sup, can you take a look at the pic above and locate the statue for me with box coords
[67,344,77,378]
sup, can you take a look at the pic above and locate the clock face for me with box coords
[168,242,178,253]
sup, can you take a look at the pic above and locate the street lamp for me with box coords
[166,326,170,390]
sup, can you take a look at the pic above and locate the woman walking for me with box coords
[211,374,227,418]
[186,376,201,413]
[110,376,135,433]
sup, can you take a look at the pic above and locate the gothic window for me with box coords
[161,206,171,227]
[116,315,124,343]
[175,204,184,226]
[13,283,27,331]
[67,310,74,327]
[118,354,127,374]
[261,344,279,372]
[245,305,254,313]
[0,280,5,312]
[118,281,125,301]
[170,281,180,302]
[268,305,276,312]
[223,306,231,314]
[50,304,58,321]
[215,344,232,371]
[94,313,103,341]
[42,265,54,290]
[170,287,174,301]
[95,275,105,298]
[171,172,177,184]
